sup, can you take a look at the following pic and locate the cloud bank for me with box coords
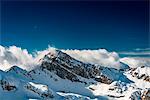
[120,57,150,68]
[135,48,150,51]
[119,48,150,57]
[62,49,126,69]
[0,45,149,71]
[119,51,150,55]
[0,45,36,71]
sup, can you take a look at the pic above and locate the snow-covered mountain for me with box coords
[0,49,150,100]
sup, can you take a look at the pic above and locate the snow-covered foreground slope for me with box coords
[0,69,56,100]
[0,67,96,100]
[0,49,150,100]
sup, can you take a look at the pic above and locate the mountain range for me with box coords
[0,48,150,100]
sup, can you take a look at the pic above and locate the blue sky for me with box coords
[1,1,149,52]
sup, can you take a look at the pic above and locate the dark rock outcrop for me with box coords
[0,80,16,91]
[142,89,150,100]
[39,50,131,84]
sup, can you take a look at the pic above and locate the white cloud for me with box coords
[0,45,126,70]
[0,45,58,71]
[116,48,150,68]
[1,45,149,71]
[34,45,57,63]
[119,51,150,56]
[62,49,127,69]
[135,48,150,51]
[119,48,150,56]
[120,57,150,68]
[0,45,36,71]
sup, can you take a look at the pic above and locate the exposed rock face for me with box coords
[39,50,130,84]
[142,89,150,100]
[130,91,141,100]
[108,81,127,94]
[95,75,112,84]
[129,66,150,82]
[40,50,101,82]
[129,89,150,100]
[144,76,150,82]
[41,61,80,82]
[41,50,120,84]
[0,80,16,91]
[24,82,54,99]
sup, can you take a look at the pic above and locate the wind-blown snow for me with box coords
[34,46,57,64]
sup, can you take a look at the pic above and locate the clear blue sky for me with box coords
[1,1,149,52]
